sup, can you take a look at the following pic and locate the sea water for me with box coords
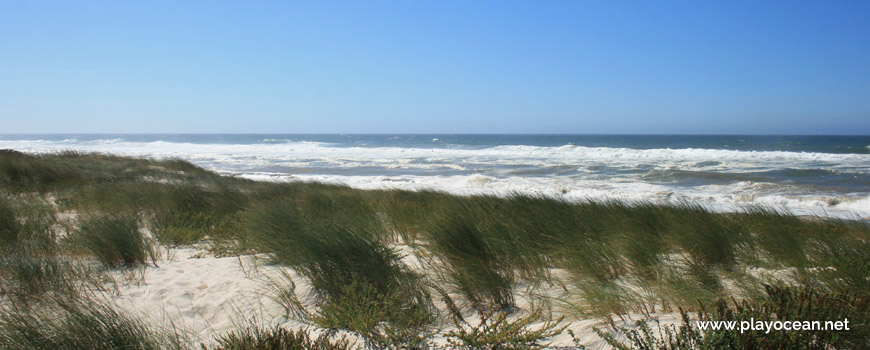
[2,134,868,218]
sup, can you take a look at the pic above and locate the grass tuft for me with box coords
[246,197,437,348]
[75,212,156,268]
[0,296,173,350]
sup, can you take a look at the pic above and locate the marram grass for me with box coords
[2,150,869,349]
[74,212,156,268]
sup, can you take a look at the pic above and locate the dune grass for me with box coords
[0,294,177,350]
[66,181,249,247]
[148,183,246,245]
[74,212,156,268]
[244,196,437,348]
[2,150,869,349]
[0,197,83,302]
[245,197,405,297]
[0,197,22,247]
[0,150,86,191]
[426,213,516,310]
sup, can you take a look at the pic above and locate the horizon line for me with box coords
[2,132,870,137]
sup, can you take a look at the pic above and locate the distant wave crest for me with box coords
[1,138,867,218]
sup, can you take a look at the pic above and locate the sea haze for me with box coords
[2,134,869,218]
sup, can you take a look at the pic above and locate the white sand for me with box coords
[108,245,686,349]
[111,248,331,346]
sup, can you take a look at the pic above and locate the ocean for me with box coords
[2,134,868,218]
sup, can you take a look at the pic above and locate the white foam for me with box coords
[3,139,868,172]
[2,139,868,218]
[235,173,870,219]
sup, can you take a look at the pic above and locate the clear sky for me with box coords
[1,1,869,134]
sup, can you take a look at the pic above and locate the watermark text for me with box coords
[695,318,850,334]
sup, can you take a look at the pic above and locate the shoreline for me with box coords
[2,135,869,221]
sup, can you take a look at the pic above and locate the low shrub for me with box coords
[208,325,351,350]
[597,285,870,350]
[445,307,566,350]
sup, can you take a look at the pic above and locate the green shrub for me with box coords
[309,280,436,349]
[597,286,870,350]
[208,325,351,350]
[445,307,566,350]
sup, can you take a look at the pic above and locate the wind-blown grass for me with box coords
[0,150,85,191]
[0,295,177,350]
[245,197,405,296]
[74,212,156,268]
[3,150,870,349]
[149,183,247,245]
[0,197,80,302]
[425,213,518,310]
[0,197,22,247]
[245,197,437,348]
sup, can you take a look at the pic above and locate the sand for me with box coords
[108,245,685,349]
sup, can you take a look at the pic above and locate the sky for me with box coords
[1,1,869,134]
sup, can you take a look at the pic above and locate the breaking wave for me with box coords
[1,137,868,219]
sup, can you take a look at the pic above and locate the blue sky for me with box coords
[1,1,869,134]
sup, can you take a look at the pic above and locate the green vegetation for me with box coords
[74,212,156,268]
[598,286,869,350]
[245,197,437,349]
[0,295,175,350]
[0,196,80,303]
[208,324,351,350]
[1,150,868,349]
[445,308,566,350]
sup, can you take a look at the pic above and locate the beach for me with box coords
[1,148,868,349]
